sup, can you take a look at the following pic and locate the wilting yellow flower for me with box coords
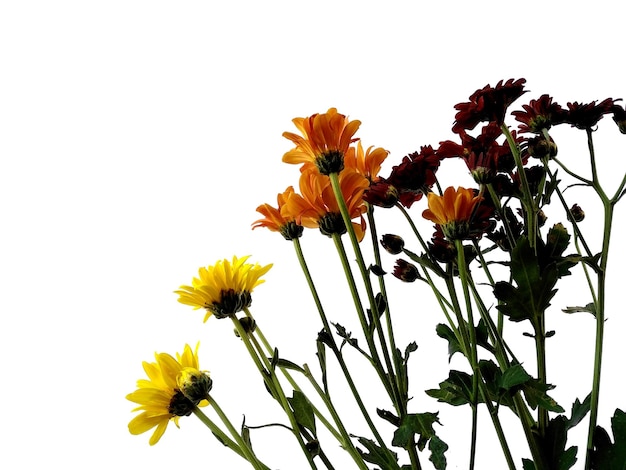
[422,186,483,240]
[282,108,361,175]
[175,255,272,320]
[283,166,369,241]
[126,343,209,446]
[344,141,389,182]
[252,186,303,240]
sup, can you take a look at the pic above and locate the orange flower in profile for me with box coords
[282,108,361,175]
[283,166,369,241]
[252,186,303,240]
[344,141,389,182]
[422,186,483,240]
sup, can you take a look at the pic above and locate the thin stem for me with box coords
[192,406,246,460]
[204,397,270,470]
[231,316,318,470]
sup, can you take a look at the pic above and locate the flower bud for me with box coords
[392,259,419,282]
[527,135,557,159]
[568,204,585,222]
[381,234,405,255]
[178,367,213,403]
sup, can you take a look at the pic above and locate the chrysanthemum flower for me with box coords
[127,343,209,446]
[175,256,272,320]
[453,78,527,132]
[422,186,483,241]
[512,94,566,134]
[283,166,369,241]
[283,108,361,175]
[386,145,442,208]
[252,186,304,240]
[563,98,619,130]
[344,141,389,182]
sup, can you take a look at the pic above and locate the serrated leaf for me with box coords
[288,390,316,435]
[426,370,473,406]
[356,436,400,470]
[592,408,626,469]
[569,393,591,428]
[522,379,564,413]
[404,341,418,362]
[499,364,532,390]
[392,412,440,451]
[429,435,448,470]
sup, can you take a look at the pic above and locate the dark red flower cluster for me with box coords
[452,78,527,132]
[383,145,443,208]
[438,122,519,184]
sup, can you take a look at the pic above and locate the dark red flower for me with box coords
[386,145,442,208]
[363,179,399,208]
[452,78,527,133]
[563,98,619,130]
[438,122,518,184]
[512,94,567,134]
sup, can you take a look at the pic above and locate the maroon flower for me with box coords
[453,78,527,133]
[438,122,518,184]
[512,94,567,134]
[563,98,619,130]
[386,145,442,208]
[363,179,399,208]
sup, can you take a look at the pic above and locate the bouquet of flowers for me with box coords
[126,79,626,470]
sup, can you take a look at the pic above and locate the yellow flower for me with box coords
[282,108,361,175]
[252,186,303,240]
[126,343,209,446]
[175,255,273,320]
[422,186,483,240]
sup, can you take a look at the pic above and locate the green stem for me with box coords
[192,406,246,460]
[204,397,270,470]
[454,240,480,470]
[328,172,404,412]
[291,238,393,464]
[231,315,318,470]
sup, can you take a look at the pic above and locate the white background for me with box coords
[1,1,624,469]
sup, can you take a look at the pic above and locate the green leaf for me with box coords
[435,323,463,360]
[288,390,316,435]
[426,371,473,406]
[522,458,536,470]
[494,236,559,325]
[392,412,441,451]
[592,408,626,469]
[428,435,448,470]
[522,379,564,413]
[356,436,400,470]
[499,364,532,390]
[562,303,596,317]
[276,358,306,374]
[568,393,591,428]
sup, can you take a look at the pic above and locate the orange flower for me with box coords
[422,186,483,240]
[252,186,303,240]
[282,108,361,175]
[283,166,369,241]
[344,141,389,182]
